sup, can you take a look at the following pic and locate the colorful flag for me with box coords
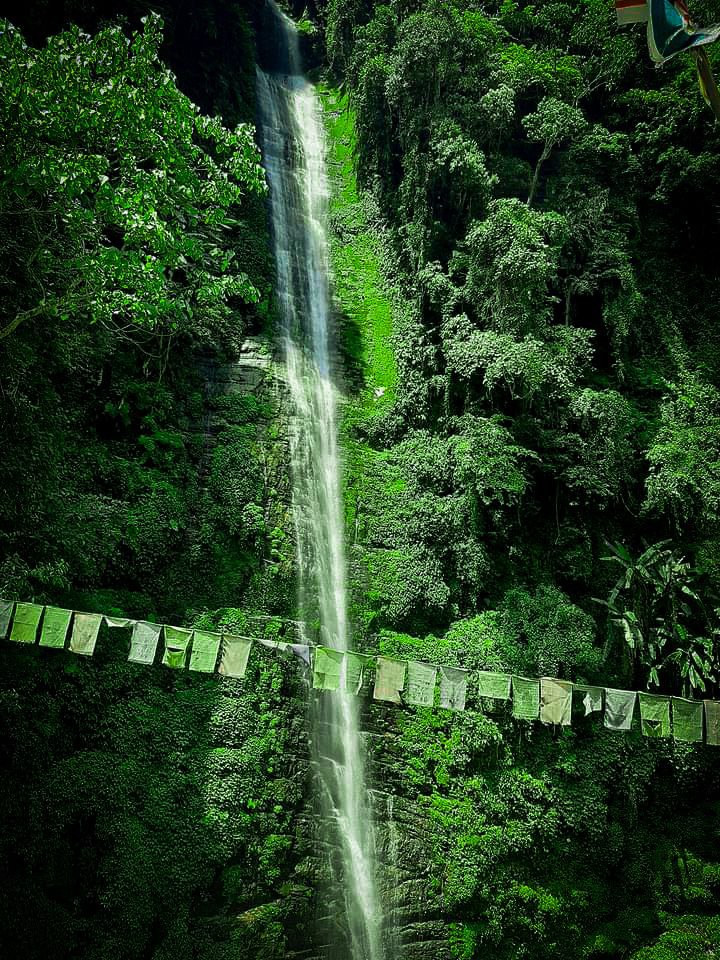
[69,613,103,656]
[647,0,720,64]
[10,602,43,644]
[128,621,161,664]
[189,630,221,673]
[406,661,437,706]
[373,657,407,704]
[616,0,650,24]
[39,606,72,649]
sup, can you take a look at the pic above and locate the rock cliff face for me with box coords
[198,330,449,960]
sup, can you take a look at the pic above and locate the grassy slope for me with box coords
[317,82,410,638]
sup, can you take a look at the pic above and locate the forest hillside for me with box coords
[1,0,720,958]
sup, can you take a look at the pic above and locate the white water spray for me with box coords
[256,5,384,958]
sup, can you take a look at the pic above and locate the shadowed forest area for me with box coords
[1,0,720,958]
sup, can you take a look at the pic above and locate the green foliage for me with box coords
[631,915,720,959]
[596,540,718,693]
[498,585,601,678]
[645,375,720,525]
[319,1,720,957]
[0,626,309,960]
[0,14,265,341]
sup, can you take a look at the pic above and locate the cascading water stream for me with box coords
[256,4,385,958]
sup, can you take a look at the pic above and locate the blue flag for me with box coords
[647,0,720,64]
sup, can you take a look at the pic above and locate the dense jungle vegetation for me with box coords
[1,0,720,958]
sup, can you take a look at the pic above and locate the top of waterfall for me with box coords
[263,0,303,77]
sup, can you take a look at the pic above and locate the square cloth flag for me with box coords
[373,657,407,704]
[604,688,637,731]
[705,701,720,746]
[189,630,221,673]
[10,602,43,644]
[574,684,603,716]
[162,626,193,669]
[344,652,372,694]
[512,677,540,720]
[478,671,512,700]
[406,661,437,706]
[289,643,311,668]
[0,600,13,639]
[540,678,572,726]
[638,692,671,738]
[69,613,103,656]
[313,646,343,690]
[439,666,468,711]
[672,697,703,742]
[218,635,253,679]
[39,607,72,649]
[128,621,161,664]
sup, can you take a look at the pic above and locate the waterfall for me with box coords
[256,4,385,958]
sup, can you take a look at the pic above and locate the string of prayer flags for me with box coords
[218,635,253,679]
[512,677,540,720]
[39,607,72,649]
[0,600,13,639]
[478,671,512,700]
[604,688,637,731]
[373,656,406,704]
[638,692,671,738]
[70,612,103,656]
[10,602,43,644]
[162,626,193,669]
[540,678,572,726]
[439,666,468,712]
[7,598,720,749]
[313,646,343,691]
[705,701,720,746]
[574,684,603,716]
[344,652,372,694]
[189,630,221,673]
[406,661,437,707]
[672,697,703,742]
[129,621,162,665]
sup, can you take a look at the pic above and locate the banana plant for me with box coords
[593,540,717,692]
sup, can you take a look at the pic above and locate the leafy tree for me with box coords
[595,540,718,692]
[0,14,265,342]
[645,375,720,526]
[523,97,586,206]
